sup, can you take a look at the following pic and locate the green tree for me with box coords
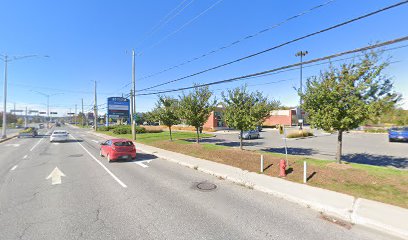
[17,118,24,125]
[154,96,180,141]
[222,85,280,150]
[179,86,216,143]
[302,51,400,163]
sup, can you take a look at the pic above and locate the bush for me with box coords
[287,130,314,138]
[19,127,34,133]
[98,126,110,131]
[135,126,146,134]
[145,129,163,133]
[111,125,147,134]
[112,126,131,134]
[364,128,388,133]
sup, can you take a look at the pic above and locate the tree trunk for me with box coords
[196,127,200,144]
[240,130,243,150]
[169,126,173,141]
[336,130,343,163]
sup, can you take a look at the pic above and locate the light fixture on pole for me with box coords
[0,54,49,138]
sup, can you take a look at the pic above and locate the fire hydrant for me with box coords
[279,159,286,177]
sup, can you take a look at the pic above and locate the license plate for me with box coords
[122,155,129,159]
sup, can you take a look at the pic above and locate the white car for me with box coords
[50,130,69,142]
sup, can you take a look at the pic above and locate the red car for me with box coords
[100,139,136,162]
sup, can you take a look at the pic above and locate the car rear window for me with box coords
[114,141,133,146]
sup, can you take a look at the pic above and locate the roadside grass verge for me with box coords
[97,130,408,208]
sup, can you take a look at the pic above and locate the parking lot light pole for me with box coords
[295,50,308,130]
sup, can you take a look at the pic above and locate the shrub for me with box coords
[98,126,110,131]
[135,126,146,134]
[287,130,314,138]
[145,129,163,133]
[112,126,131,134]
[364,128,388,133]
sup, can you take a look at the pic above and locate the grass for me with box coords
[96,130,408,208]
[99,130,214,144]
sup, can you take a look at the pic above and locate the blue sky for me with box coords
[1,0,407,116]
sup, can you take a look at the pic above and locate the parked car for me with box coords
[238,130,260,140]
[55,122,61,127]
[18,127,38,138]
[50,130,69,142]
[100,139,136,162]
[388,127,408,142]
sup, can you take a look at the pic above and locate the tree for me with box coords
[301,51,401,163]
[154,96,180,141]
[179,86,216,143]
[17,118,24,125]
[222,85,280,150]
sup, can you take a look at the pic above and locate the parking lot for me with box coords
[203,128,408,169]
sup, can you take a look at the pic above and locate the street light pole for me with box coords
[295,50,308,130]
[1,54,49,137]
[1,55,8,138]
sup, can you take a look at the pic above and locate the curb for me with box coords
[0,133,18,143]
[86,129,408,239]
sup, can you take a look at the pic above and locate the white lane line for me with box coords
[10,165,18,171]
[135,162,149,168]
[91,140,99,143]
[30,131,51,152]
[71,135,127,188]
[23,155,28,159]
[6,144,20,147]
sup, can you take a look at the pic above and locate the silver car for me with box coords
[50,130,69,142]
[238,130,260,140]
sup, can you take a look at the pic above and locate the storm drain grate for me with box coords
[195,182,217,192]
[68,154,83,158]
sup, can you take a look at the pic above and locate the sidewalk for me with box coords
[90,130,408,239]
[0,132,19,143]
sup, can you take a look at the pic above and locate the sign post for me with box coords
[279,125,288,168]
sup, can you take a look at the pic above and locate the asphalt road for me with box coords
[209,129,408,168]
[0,126,401,240]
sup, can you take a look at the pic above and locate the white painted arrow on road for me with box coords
[46,167,66,185]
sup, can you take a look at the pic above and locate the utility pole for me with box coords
[130,90,135,140]
[81,98,84,126]
[25,106,28,127]
[47,95,50,127]
[295,50,308,130]
[1,55,8,138]
[74,104,77,125]
[132,49,136,140]
[94,80,98,131]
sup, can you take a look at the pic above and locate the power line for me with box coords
[136,0,336,81]
[137,0,408,92]
[134,0,195,49]
[135,36,408,96]
[138,0,224,55]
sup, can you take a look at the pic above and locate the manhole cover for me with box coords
[196,182,217,192]
[69,154,83,157]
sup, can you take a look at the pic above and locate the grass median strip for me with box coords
[99,130,408,208]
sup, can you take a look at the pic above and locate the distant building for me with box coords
[204,107,305,129]
[203,106,227,130]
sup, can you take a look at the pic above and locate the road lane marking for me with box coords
[52,142,60,145]
[135,162,149,168]
[6,144,20,147]
[91,140,99,143]
[46,167,66,185]
[134,160,152,168]
[10,165,18,171]
[30,131,51,152]
[23,155,28,159]
[71,135,127,188]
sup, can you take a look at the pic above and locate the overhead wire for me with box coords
[138,0,224,55]
[135,36,408,96]
[137,0,408,92]
[136,0,336,81]
[134,0,195,49]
